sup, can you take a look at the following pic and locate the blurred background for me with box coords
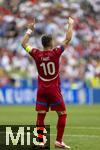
[0,0,100,104]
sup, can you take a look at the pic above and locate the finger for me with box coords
[69,17,73,20]
[69,17,72,19]
[31,23,34,26]
[33,18,36,24]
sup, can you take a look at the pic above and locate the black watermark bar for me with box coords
[0,125,50,150]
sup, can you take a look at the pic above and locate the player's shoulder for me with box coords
[32,47,40,52]
[52,45,64,56]
[31,48,42,55]
[29,47,41,58]
[53,45,64,51]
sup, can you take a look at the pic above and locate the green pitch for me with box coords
[0,105,100,150]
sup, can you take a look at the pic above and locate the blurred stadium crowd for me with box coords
[0,0,100,87]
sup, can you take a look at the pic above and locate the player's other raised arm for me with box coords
[62,17,74,49]
[21,20,35,53]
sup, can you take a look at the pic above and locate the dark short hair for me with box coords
[41,34,52,48]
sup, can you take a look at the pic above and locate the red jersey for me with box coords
[29,46,64,87]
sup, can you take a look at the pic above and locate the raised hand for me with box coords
[68,17,74,25]
[27,19,35,31]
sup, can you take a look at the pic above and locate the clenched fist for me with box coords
[27,19,35,31]
[68,17,74,25]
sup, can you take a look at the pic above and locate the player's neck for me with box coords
[43,46,52,51]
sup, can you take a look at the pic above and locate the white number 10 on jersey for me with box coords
[40,62,55,76]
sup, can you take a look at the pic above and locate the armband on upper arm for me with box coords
[25,45,32,53]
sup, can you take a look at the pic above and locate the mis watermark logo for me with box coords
[0,125,50,150]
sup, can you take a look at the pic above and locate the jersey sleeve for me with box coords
[53,45,64,57]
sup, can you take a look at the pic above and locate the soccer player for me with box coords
[21,17,74,149]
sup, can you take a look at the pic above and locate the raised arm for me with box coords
[62,17,74,49]
[21,20,35,53]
